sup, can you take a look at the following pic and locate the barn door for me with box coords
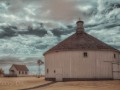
[112,63,120,79]
[55,68,63,81]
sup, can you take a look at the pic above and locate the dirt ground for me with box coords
[0,77,49,90]
[34,80,120,90]
[0,77,120,90]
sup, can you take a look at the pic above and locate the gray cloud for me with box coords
[0,56,43,65]
[0,0,89,26]
[0,56,21,64]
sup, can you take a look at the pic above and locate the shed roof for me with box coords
[10,64,29,71]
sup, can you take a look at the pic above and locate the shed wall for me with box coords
[9,66,28,77]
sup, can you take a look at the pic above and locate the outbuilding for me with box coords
[9,64,29,77]
[44,20,120,81]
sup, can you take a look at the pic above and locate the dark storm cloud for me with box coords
[85,22,120,31]
[0,24,48,38]
[0,25,17,38]
[51,26,75,37]
[18,28,47,37]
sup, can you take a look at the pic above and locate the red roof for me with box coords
[10,64,29,71]
[44,31,119,55]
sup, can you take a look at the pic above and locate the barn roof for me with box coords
[10,64,29,71]
[44,20,120,55]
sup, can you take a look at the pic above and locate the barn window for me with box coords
[54,70,56,73]
[47,69,49,74]
[83,52,88,57]
[114,54,116,58]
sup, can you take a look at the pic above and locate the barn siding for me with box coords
[45,50,119,79]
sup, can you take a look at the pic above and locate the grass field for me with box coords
[0,77,120,90]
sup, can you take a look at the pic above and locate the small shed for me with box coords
[9,64,29,77]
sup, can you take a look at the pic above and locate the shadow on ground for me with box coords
[20,81,56,90]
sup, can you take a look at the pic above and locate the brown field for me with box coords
[36,80,120,90]
[0,77,49,90]
[0,77,120,90]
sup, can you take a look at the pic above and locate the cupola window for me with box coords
[54,70,56,73]
[83,52,88,57]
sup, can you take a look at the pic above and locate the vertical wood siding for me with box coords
[45,50,119,79]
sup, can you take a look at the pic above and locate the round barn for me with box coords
[44,20,120,81]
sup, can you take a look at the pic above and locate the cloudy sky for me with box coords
[0,0,120,74]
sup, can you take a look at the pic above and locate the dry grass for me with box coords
[0,77,48,90]
[32,80,120,90]
[0,77,120,90]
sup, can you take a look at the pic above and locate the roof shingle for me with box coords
[10,64,29,71]
[44,32,119,55]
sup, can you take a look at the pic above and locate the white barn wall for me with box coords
[45,50,119,79]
